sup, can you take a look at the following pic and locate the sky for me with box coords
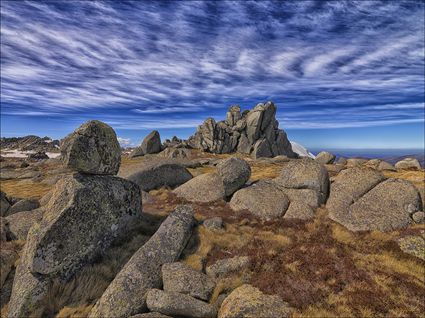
[1,0,424,150]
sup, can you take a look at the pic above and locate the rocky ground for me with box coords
[1,108,424,318]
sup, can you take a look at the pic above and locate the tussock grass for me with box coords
[1,179,52,199]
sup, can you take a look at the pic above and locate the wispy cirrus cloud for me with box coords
[0,0,424,135]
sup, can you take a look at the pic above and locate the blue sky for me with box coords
[1,0,424,149]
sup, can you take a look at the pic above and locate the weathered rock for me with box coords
[217,158,251,196]
[252,138,272,159]
[61,120,121,175]
[146,289,216,318]
[7,173,141,318]
[218,284,292,318]
[274,158,329,204]
[5,208,44,241]
[283,201,315,220]
[0,243,19,288]
[0,217,7,241]
[0,191,11,216]
[28,151,49,160]
[328,169,422,231]
[160,147,190,159]
[141,190,155,204]
[336,157,347,165]
[230,181,289,221]
[162,262,216,301]
[90,205,195,318]
[397,231,425,260]
[203,217,224,230]
[39,191,53,206]
[129,313,172,318]
[226,105,241,126]
[315,151,336,164]
[126,162,193,191]
[7,198,40,216]
[365,159,381,168]
[131,130,162,157]
[378,161,396,171]
[206,256,251,279]
[346,158,367,167]
[412,211,425,223]
[174,173,225,203]
[395,158,422,170]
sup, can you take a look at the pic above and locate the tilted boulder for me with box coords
[126,161,193,191]
[130,130,162,157]
[395,158,422,170]
[216,158,251,196]
[146,289,217,318]
[218,284,292,318]
[7,173,141,318]
[328,168,422,231]
[315,151,336,164]
[90,205,195,318]
[162,262,216,301]
[188,102,296,158]
[61,120,121,175]
[174,173,226,203]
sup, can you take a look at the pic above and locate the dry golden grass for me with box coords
[0,179,52,199]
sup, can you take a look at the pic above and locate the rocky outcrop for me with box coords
[126,162,193,191]
[395,158,422,170]
[378,161,396,171]
[315,151,336,164]
[28,151,49,160]
[160,147,190,159]
[146,289,216,318]
[130,130,162,157]
[328,168,422,231]
[162,262,216,301]
[61,120,121,175]
[218,284,292,318]
[188,102,296,158]
[216,158,251,196]
[90,205,195,318]
[0,135,60,153]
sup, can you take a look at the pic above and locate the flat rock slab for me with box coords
[126,161,193,191]
[162,262,216,301]
[90,205,195,318]
[146,289,216,318]
[218,284,292,318]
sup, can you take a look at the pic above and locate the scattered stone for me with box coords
[7,173,141,318]
[162,262,216,301]
[315,151,336,164]
[395,158,422,170]
[206,256,251,279]
[216,158,251,196]
[90,205,195,318]
[218,284,292,318]
[174,173,226,203]
[378,161,396,171]
[412,211,425,223]
[28,151,49,160]
[5,208,44,241]
[61,120,121,175]
[7,198,40,216]
[397,231,425,260]
[146,289,217,318]
[126,162,193,191]
[230,181,289,221]
[203,217,224,230]
[131,130,162,157]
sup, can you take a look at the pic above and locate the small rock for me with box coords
[61,120,121,175]
[412,211,425,223]
[206,256,250,279]
[218,284,292,318]
[146,289,217,318]
[315,151,336,164]
[216,158,251,196]
[203,217,224,230]
[395,158,422,170]
[162,262,216,301]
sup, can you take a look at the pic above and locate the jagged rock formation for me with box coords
[188,102,296,159]
[0,136,60,152]
[130,130,162,157]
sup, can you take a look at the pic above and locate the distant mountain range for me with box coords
[0,135,60,153]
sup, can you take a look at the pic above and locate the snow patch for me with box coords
[290,141,315,158]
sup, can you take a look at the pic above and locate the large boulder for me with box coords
[90,205,195,318]
[7,198,39,216]
[216,158,251,196]
[146,289,216,318]
[230,181,289,221]
[315,151,336,164]
[218,284,292,318]
[126,162,193,191]
[174,173,226,203]
[328,168,422,231]
[162,262,216,301]
[130,130,162,157]
[395,158,422,170]
[5,208,44,241]
[61,120,121,175]
[7,173,141,318]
